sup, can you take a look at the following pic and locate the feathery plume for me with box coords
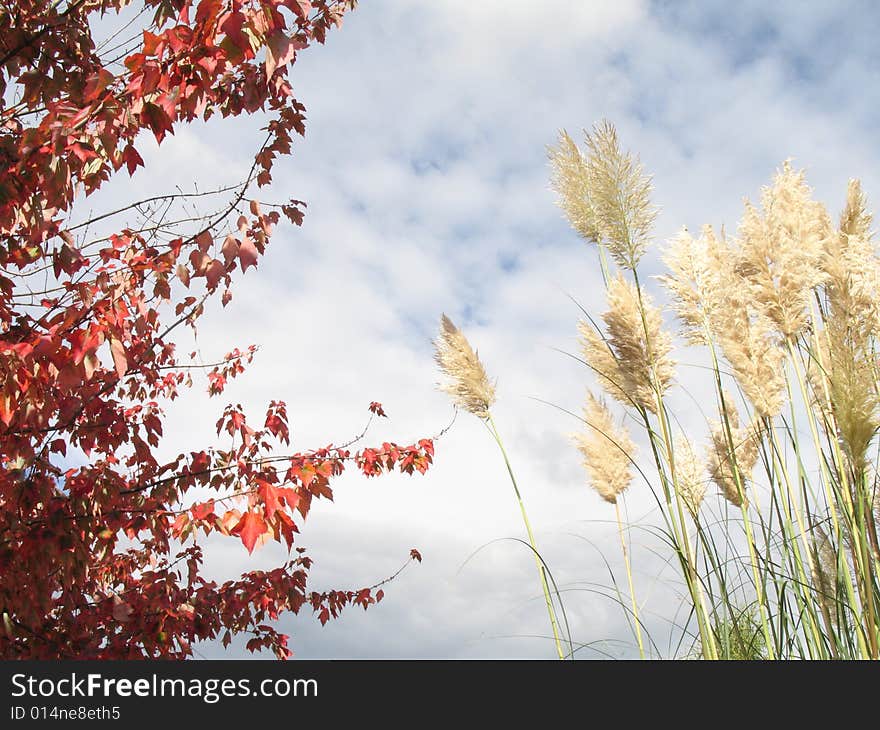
[580,273,675,412]
[822,233,880,333]
[435,315,564,657]
[810,321,879,469]
[673,434,707,517]
[660,225,728,346]
[578,321,630,406]
[575,393,635,504]
[822,179,880,337]
[839,178,873,241]
[715,308,787,419]
[547,130,601,244]
[697,231,787,419]
[434,314,496,419]
[661,223,786,417]
[808,182,880,466]
[736,160,832,338]
[707,403,760,508]
[549,121,656,270]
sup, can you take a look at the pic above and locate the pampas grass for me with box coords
[575,392,636,505]
[549,123,880,658]
[434,314,496,420]
[435,121,880,659]
[549,122,880,659]
[575,391,645,656]
[434,315,567,659]
[579,274,675,413]
[548,121,656,273]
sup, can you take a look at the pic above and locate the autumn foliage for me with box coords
[0,0,434,659]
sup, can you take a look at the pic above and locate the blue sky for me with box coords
[83,0,880,658]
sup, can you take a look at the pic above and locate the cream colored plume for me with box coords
[673,434,707,517]
[661,223,786,418]
[715,307,786,420]
[575,393,636,504]
[822,178,880,340]
[578,323,630,406]
[706,402,760,508]
[736,161,832,339]
[549,121,656,270]
[810,320,879,469]
[692,229,787,419]
[839,178,873,241]
[434,314,496,419]
[660,225,728,346]
[579,273,675,413]
[806,179,880,467]
[547,130,601,244]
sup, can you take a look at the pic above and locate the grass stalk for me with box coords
[614,500,646,658]
[486,413,567,660]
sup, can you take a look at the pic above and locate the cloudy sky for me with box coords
[86,0,880,658]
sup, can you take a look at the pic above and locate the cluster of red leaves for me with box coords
[0,0,435,661]
[355,439,435,478]
[205,345,257,396]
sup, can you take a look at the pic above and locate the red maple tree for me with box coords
[0,0,434,659]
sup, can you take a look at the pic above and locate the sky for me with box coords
[82,0,880,658]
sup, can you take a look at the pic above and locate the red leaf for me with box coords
[190,500,215,521]
[112,595,133,623]
[141,30,163,56]
[410,548,422,563]
[277,487,300,511]
[219,10,248,52]
[205,259,225,289]
[233,510,267,554]
[238,237,258,272]
[70,142,98,163]
[122,145,144,175]
[189,248,209,273]
[84,69,115,100]
[282,202,305,225]
[265,31,305,77]
[221,234,238,264]
[196,230,213,252]
[110,338,128,377]
[219,509,242,535]
[291,0,312,19]
[258,481,282,520]
[141,102,174,143]
[0,394,14,426]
